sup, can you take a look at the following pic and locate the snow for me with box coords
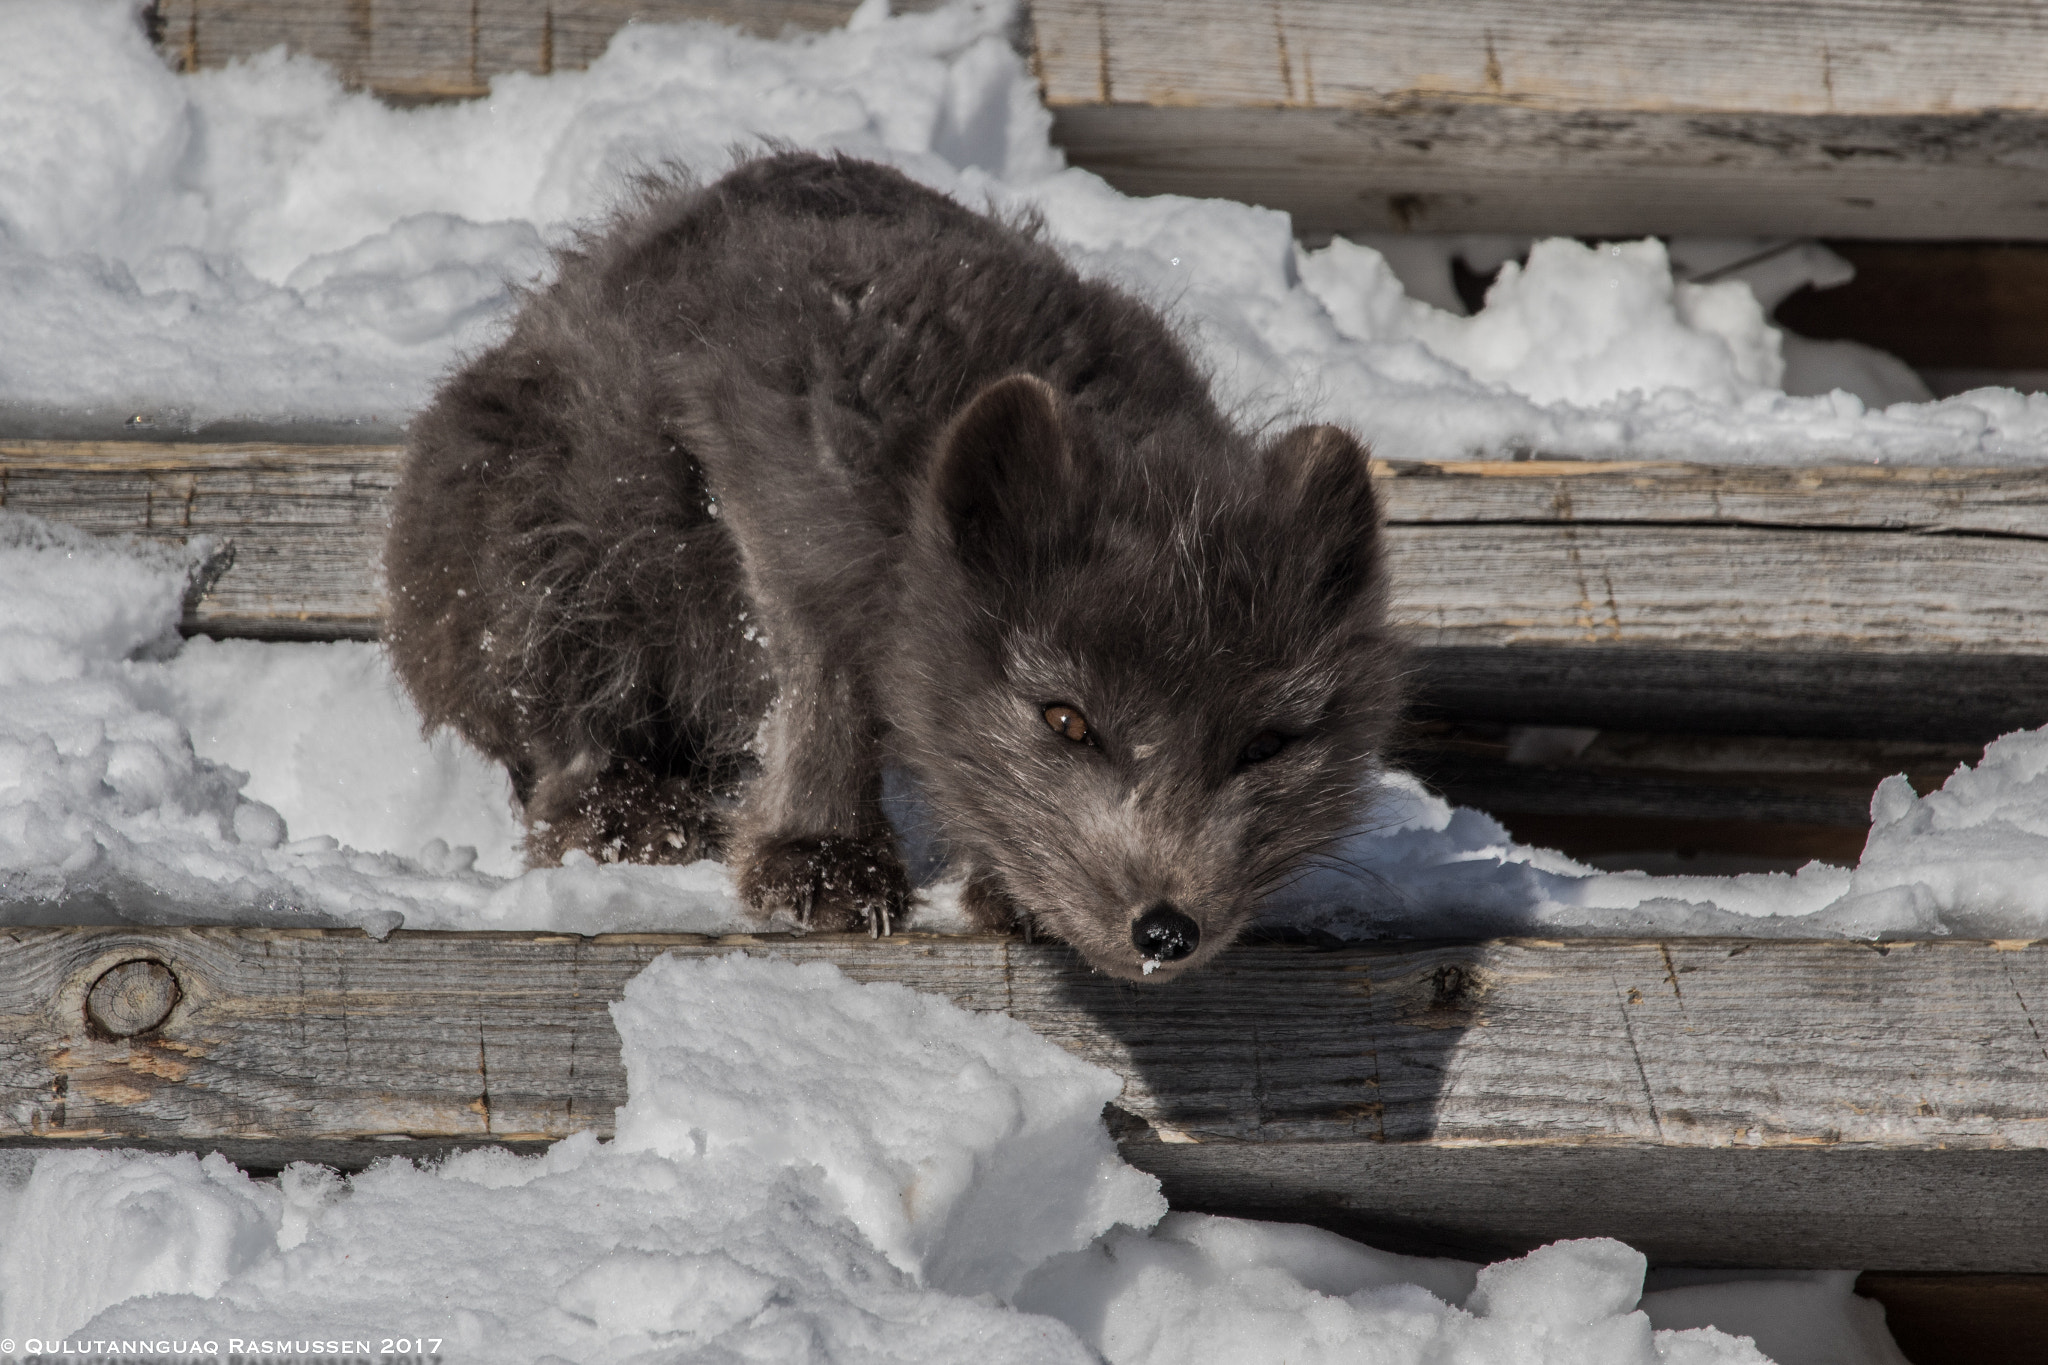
[611,954,1164,1299]
[1831,732,2048,936]
[4,508,2044,943]
[1641,1274,1910,1365]
[0,953,1902,1365]
[1017,1227,1798,1365]
[0,514,739,935]
[2,0,2045,462]
[0,6,2001,1359]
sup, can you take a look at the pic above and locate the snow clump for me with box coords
[3,0,2048,461]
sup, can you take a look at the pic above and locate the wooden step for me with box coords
[6,927,2048,1271]
[7,440,2045,736]
[148,0,2048,239]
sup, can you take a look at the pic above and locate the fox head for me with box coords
[890,374,1403,981]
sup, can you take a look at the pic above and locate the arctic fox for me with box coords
[384,152,1402,980]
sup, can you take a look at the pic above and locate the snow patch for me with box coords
[2,0,2045,462]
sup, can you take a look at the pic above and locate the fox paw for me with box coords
[960,869,1031,937]
[523,763,714,868]
[738,835,908,935]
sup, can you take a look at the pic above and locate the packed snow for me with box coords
[3,0,2046,461]
[0,954,1910,1365]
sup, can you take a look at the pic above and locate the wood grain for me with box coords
[1030,0,2048,118]
[152,0,945,100]
[1056,103,2048,240]
[11,439,2048,732]
[145,0,2048,237]
[0,441,396,638]
[1032,0,2048,237]
[7,927,2048,1268]
[152,0,2048,115]
[1375,460,2048,538]
[1135,1144,2048,1271]
[1388,522,2048,653]
[11,441,2048,651]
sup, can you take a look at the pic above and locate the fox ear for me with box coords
[928,374,1087,572]
[1264,423,1382,609]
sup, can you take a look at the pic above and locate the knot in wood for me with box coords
[86,958,182,1038]
[1431,963,1475,1010]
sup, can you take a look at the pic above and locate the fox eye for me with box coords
[1044,703,1090,744]
[1239,730,1288,766]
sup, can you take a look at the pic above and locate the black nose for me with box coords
[1131,904,1200,962]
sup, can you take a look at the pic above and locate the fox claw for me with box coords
[737,834,907,934]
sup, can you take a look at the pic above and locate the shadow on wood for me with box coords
[1412,644,2048,743]
[8,927,2048,1269]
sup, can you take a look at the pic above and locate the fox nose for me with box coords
[1131,903,1200,962]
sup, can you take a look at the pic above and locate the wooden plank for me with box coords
[1047,102,2048,241]
[11,441,2048,642]
[9,441,2048,732]
[1375,460,2048,538]
[152,0,2048,116]
[1388,523,2048,653]
[153,0,937,100]
[6,927,2048,1268]
[1032,0,2048,239]
[1133,1145,2048,1271]
[1031,0,2048,119]
[146,0,2048,238]
[0,440,395,639]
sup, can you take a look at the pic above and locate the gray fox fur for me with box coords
[384,152,1402,980]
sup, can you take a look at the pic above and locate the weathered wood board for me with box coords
[149,0,889,101]
[12,441,2048,645]
[6,926,2048,1269]
[148,0,2048,239]
[1034,0,2048,239]
[0,441,395,639]
[8,440,2047,733]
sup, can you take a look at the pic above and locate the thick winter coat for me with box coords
[385,152,1402,979]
